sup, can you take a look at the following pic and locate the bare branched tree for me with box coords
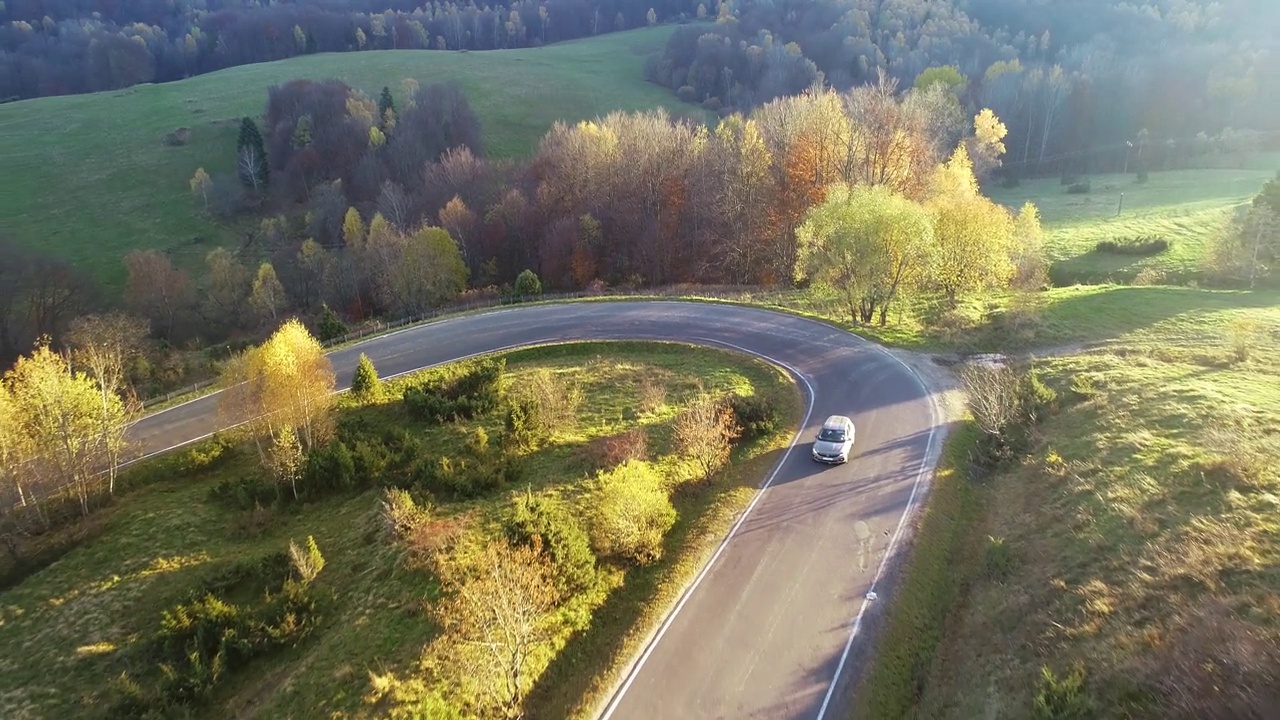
[672,394,742,481]
[237,145,265,192]
[958,362,1022,436]
[433,537,563,718]
[65,312,149,491]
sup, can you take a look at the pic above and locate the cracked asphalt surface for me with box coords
[125,301,944,720]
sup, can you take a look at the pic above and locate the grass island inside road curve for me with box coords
[121,300,949,720]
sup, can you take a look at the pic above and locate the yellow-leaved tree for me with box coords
[4,343,130,518]
[796,182,936,325]
[250,262,288,322]
[0,383,39,530]
[927,144,1016,305]
[65,312,149,494]
[1011,201,1050,289]
[219,318,336,471]
[390,226,469,316]
[365,220,469,317]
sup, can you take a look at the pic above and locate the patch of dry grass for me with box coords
[911,314,1280,719]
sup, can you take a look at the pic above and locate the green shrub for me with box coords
[208,473,277,510]
[201,550,293,598]
[302,439,357,495]
[1033,665,1094,720]
[1020,367,1059,420]
[416,428,524,499]
[503,397,543,450]
[386,429,430,486]
[417,454,518,498]
[351,353,381,400]
[115,549,320,713]
[317,303,348,342]
[982,535,1017,582]
[728,394,780,441]
[180,434,237,476]
[513,269,542,298]
[585,460,676,566]
[505,490,598,595]
[350,438,394,485]
[402,358,505,423]
[1094,236,1169,256]
[153,593,255,703]
[288,535,326,585]
[1068,373,1099,400]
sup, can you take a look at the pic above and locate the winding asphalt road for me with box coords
[125,301,944,720]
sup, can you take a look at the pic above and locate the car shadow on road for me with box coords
[737,425,956,539]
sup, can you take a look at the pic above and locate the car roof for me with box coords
[822,415,853,429]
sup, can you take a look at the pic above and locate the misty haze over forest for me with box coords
[4,0,1278,160]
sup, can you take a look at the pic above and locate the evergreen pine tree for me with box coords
[377,86,396,130]
[351,353,381,401]
[317,303,348,342]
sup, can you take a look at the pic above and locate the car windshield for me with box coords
[818,428,846,442]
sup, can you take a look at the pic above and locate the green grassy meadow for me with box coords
[987,164,1277,285]
[842,162,1280,718]
[0,341,800,720]
[0,26,695,290]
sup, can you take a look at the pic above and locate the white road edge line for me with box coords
[596,336,817,720]
[813,351,944,720]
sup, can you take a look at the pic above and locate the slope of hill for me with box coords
[0,26,697,290]
[987,162,1279,286]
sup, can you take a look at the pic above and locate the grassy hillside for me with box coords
[0,26,695,290]
[0,341,800,719]
[831,164,1280,719]
[987,163,1278,286]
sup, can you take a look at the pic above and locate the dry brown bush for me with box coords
[1131,266,1167,286]
[636,377,667,416]
[578,427,649,473]
[957,363,1022,436]
[1224,316,1263,363]
[672,398,742,482]
[1199,425,1275,491]
[519,368,582,432]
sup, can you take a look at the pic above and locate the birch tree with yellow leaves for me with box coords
[927,144,1016,305]
[3,343,130,519]
[218,319,335,470]
[0,383,40,532]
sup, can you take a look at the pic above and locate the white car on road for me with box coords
[811,414,855,464]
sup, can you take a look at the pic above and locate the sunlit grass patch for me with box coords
[0,341,799,720]
[910,323,1280,719]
